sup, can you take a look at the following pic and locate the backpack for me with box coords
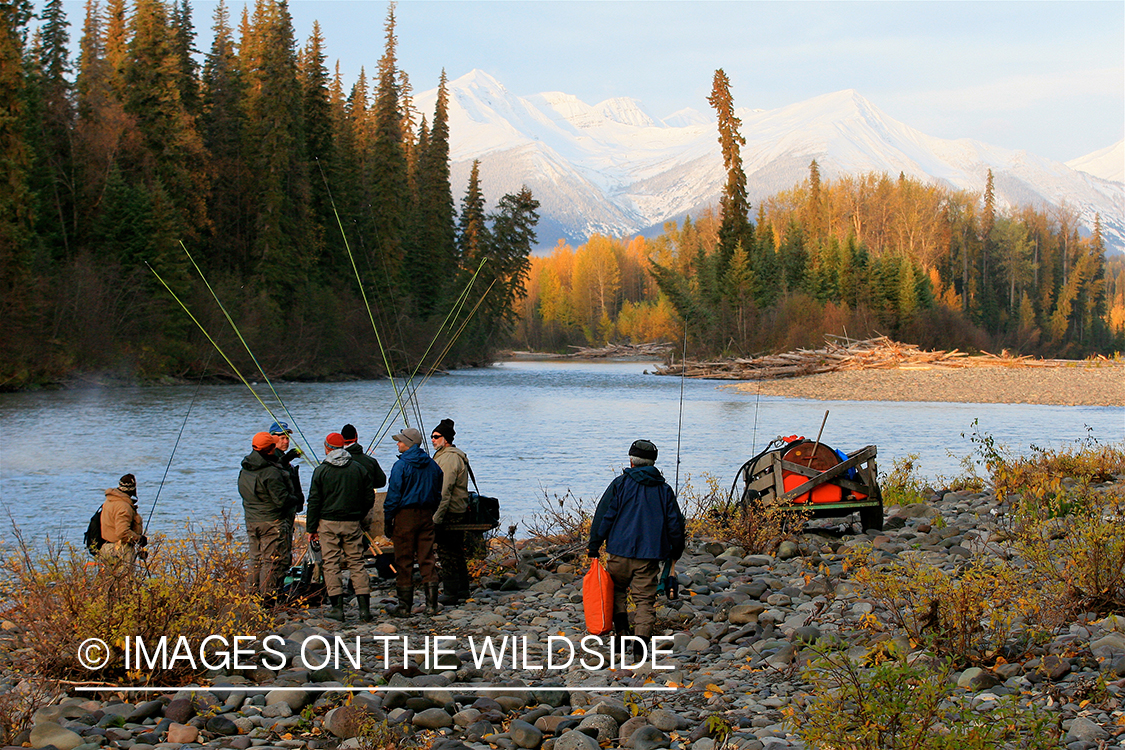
[84,508,106,557]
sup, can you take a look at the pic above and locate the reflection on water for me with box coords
[1,360,1122,546]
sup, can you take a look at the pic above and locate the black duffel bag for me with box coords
[467,491,500,528]
[447,461,498,531]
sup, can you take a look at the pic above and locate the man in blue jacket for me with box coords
[384,427,443,616]
[588,439,685,659]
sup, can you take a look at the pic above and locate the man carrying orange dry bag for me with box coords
[587,439,685,660]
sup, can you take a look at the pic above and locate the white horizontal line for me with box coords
[74,686,678,692]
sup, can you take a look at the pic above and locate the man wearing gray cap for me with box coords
[383,427,443,616]
[587,439,685,661]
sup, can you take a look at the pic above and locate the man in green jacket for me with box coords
[307,432,376,622]
[239,432,297,602]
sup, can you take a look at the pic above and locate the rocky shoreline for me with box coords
[5,482,1125,750]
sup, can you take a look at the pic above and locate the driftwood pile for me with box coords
[653,335,1107,380]
[566,342,674,358]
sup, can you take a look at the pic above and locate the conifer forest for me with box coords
[1,2,1121,390]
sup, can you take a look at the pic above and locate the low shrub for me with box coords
[682,473,810,555]
[849,548,1057,666]
[1007,483,1125,614]
[0,512,272,685]
[787,651,1059,750]
[881,453,929,506]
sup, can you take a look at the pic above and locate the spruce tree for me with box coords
[707,68,752,269]
[409,69,456,315]
[300,21,335,264]
[125,0,208,242]
[369,1,408,285]
[201,0,247,273]
[20,0,74,260]
[240,0,310,294]
[0,0,35,295]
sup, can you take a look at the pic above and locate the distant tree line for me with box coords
[0,0,538,390]
[516,70,1123,358]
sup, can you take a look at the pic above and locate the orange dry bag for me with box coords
[583,558,614,635]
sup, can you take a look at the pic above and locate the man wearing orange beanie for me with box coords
[238,431,297,602]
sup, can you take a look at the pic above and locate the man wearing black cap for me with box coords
[341,424,388,553]
[384,427,443,616]
[341,424,387,495]
[587,439,685,660]
[431,418,471,604]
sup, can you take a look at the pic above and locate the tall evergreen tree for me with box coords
[0,0,35,281]
[200,0,246,272]
[707,68,752,267]
[125,0,208,241]
[408,69,456,314]
[33,0,75,258]
[241,0,310,294]
[300,21,335,263]
[169,0,200,117]
[369,1,408,284]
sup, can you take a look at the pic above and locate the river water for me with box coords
[1,360,1122,548]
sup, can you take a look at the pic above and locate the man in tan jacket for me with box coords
[100,474,145,563]
[431,419,471,605]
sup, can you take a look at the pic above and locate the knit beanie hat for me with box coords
[628,439,658,462]
[325,432,346,449]
[252,432,276,452]
[434,418,456,443]
[341,424,358,444]
[118,473,137,496]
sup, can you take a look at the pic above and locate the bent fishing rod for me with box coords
[179,242,318,464]
[146,263,316,465]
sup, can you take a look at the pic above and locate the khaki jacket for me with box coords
[101,488,142,557]
[433,445,470,523]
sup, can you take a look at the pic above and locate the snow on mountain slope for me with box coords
[416,70,1124,253]
[1068,141,1124,184]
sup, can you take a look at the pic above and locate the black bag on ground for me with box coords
[83,507,106,557]
[464,460,501,529]
[467,492,501,527]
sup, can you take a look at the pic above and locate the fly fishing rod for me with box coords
[674,329,687,495]
[366,266,492,451]
[143,350,215,535]
[315,158,411,430]
[368,275,499,452]
[178,242,318,465]
[146,263,302,456]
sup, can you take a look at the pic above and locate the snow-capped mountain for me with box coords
[416,70,1124,253]
[1068,141,1124,184]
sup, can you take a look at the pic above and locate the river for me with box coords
[1,360,1122,548]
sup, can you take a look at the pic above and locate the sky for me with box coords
[37,0,1125,164]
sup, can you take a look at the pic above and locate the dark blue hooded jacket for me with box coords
[588,465,685,560]
[383,444,443,520]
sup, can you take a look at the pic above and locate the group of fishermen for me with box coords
[236,419,473,621]
[99,428,686,657]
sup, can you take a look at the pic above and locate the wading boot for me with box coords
[328,595,345,622]
[357,594,372,623]
[390,587,414,617]
[613,613,632,661]
[425,582,441,615]
[438,580,463,605]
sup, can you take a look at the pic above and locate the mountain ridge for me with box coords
[419,70,1124,253]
